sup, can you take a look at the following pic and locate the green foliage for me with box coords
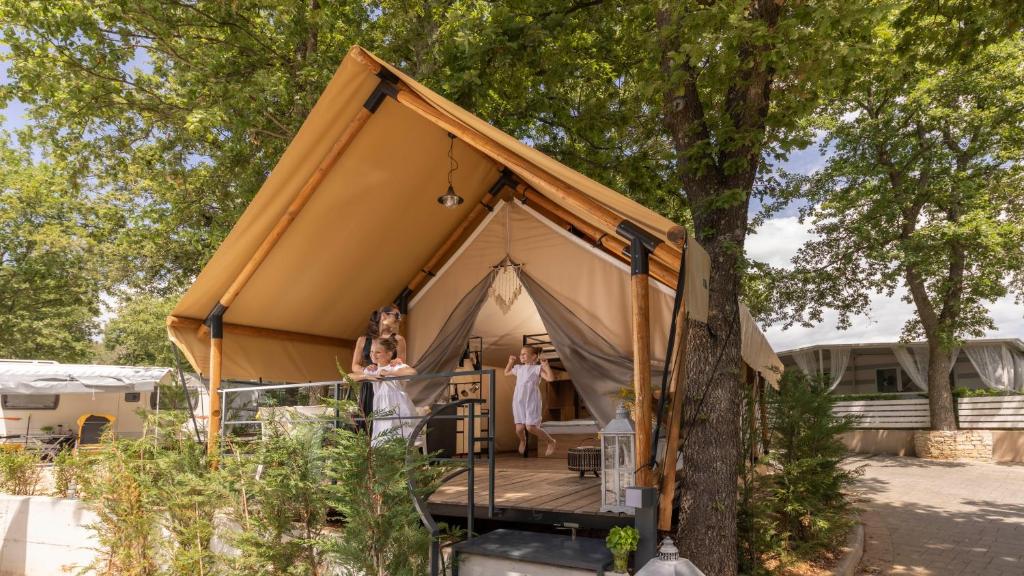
[0,142,100,362]
[0,447,42,495]
[103,294,179,366]
[220,424,330,575]
[323,417,438,576]
[953,387,1022,398]
[763,24,1024,348]
[833,393,927,401]
[738,371,859,573]
[606,525,639,573]
[52,447,84,498]
[77,412,219,576]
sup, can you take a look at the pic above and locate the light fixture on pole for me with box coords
[438,133,464,208]
[600,402,636,513]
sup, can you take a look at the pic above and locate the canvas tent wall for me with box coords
[166,45,780,391]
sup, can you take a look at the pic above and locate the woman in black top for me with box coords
[350,304,407,428]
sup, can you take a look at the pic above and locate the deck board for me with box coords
[427,453,619,517]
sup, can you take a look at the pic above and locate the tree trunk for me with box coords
[676,238,744,576]
[926,339,957,431]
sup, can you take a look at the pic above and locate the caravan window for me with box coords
[2,394,60,410]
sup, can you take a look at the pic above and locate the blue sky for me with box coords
[1,46,1019,351]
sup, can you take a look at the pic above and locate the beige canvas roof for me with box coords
[167,45,781,386]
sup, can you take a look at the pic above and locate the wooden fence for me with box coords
[956,396,1024,429]
[833,395,1024,429]
[832,398,930,429]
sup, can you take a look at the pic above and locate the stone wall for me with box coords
[913,430,993,462]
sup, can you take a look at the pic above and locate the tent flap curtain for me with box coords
[410,272,496,406]
[892,345,961,392]
[792,350,820,380]
[519,270,663,427]
[964,344,1017,391]
[827,348,851,392]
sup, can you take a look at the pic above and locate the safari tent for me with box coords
[166,46,782,528]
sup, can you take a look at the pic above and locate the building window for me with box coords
[124,392,141,403]
[1,394,60,410]
[876,368,899,393]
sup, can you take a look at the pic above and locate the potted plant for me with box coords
[40,425,54,435]
[606,525,639,574]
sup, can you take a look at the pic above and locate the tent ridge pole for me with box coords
[366,72,684,265]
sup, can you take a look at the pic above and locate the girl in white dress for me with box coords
[359,336,418,443]
[504,346,557,456]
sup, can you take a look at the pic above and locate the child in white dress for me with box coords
[505,346,557,456]
[360,336,418,443]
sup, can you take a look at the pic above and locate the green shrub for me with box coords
[0,447,42,495]
[52,448,83,498]
[953,387,1020,398]
[738,371,860,573]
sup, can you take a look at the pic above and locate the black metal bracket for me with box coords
[205,303,226,339]
[363,69,400,113]
[616,220,661,276]
[487,168,518,198]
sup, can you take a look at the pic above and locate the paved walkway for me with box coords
[850,456,1024,576]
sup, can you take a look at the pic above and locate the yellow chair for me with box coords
[76,414,116,449]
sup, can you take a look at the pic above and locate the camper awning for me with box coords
[167,46,781,386]
[0,363,172,394]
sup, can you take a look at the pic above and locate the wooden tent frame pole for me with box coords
[201,74,390,455]
[371,75,684,269]
[207,313,224,457]
[629,236,655,489]
[657,310,689,531]
[517,187,679,287]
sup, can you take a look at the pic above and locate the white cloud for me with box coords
[746,216,813,269]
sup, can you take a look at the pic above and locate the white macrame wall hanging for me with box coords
[489,207,523,315]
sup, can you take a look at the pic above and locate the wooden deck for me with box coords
[427,453,633,528]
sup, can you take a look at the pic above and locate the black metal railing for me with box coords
[405,369,496,576]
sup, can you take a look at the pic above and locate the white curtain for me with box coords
[1012,350,1024,392]
[891,345,960,391]
[792,350,821,379]
[893,346,928,391]
[827,348,851,392]
[965,344,1016,390]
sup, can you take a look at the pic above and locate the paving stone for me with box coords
[850,455,1024,576]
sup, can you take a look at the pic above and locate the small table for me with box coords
[567,446,601,479]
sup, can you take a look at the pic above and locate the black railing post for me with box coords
[487,369,496,518]
[467,401,476,537]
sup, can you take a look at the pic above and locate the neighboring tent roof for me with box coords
[0,362,173,394]
[167,45,780,385]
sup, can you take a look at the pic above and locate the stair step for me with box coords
[453,529,612,575]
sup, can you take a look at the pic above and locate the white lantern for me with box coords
[600,403,636,513]
[634,538,706,576]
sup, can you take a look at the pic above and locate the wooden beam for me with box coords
[359,67,685,269]
[631,262,654,488]
[219,102,376,310]
[518,187,679,289]
[657,316,689,531]
[169,316,354,350]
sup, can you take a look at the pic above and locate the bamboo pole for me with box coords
[631,270,654,488]
[170,316,354,350]
[517,187,679,288]
[378,80,684,270]
[207,331,223,457]
[657,316,689,531]
[520,190,679,289]
[218,106,374,310]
